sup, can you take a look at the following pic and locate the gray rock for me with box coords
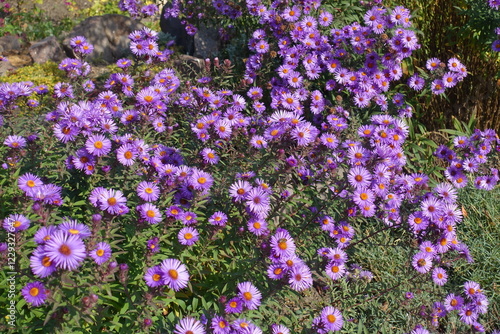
[0,59,15,77]
[160,4,195,55]
[63,14,144,64]
[194,23,220,59]
[29,36,65,64]
[0,35,21,54]
[174,54,205,78]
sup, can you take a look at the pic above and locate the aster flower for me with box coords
[90,242,112,265]
[4,135,27,148]
[190,169,214,192]
[267,263,287,280]
[211,315,230,334]
[180,211,197,225]
[348,166,372,189]
[166,205,184,219]
[464,281,482,297]
[246,187,271,217]
[147,237,160,253]
[160,258,189,291]
[420,196,443,221]
[144,265,165,287]
[321,306,344,331]
[21,281,47,306]
[459,303,478,325]
[270,229,296,258]
[237,281,262,310]
[3,213,30,232]
[443,293,464,312]
[98,188,128,215]
[326,262,346,281]
[18,173,43,194]
[432,267,448,286]
[412,252,433,274]
[288,263,313,291]
[271,324,290,334]
[225,297,244,314]
[44,230,86,270]
[137,203,163,224]
[247,218,268,236]
[208,211,228,226]
[136,181,160,202]
[30,247,57,278]
[59,219,91,239]
[34,225,58,244]
[200,147,219,164]
[85,134,112,157]
[178,227,199,246]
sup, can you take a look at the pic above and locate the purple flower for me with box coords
[21,281,47,306]
[144,265,165,287]
[44,230,86,270]
[412,252,433,274]
[208,211,228,226]
[190,169,214,192]
[30,247,57,277]
[85,134,112,157]
[174,317,205,334]
[160,258,189,291]
[200,147,219,164]
[116,144,137,166]
[136,181,160,201]
[229,180,252,202]
[270,229,296,258]
[225,297,243,314]
[432,267,448,286]
[237,281,262,310]
[211,315,230,334]
[137,203,163,224]
[178,227,199,246]
[4,135,27,148]
[2,213,30,232]
[325,262,346,280]
[90,242,112,265]
[288,263,313,291]
[18,173,43,194]
[59,219,91,239]
[246,187,271,217]
[321,306,344,331]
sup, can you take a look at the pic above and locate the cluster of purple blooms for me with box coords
[118,0,158,19]
[129,27,173,62]
[17,173,63,206]
[487,1,500,51]
[419,281,490,331]
[2,0,499,332]
[435,128,499,191]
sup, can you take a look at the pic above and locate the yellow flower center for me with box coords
[59,244,71,256]
[168,269,178,279]
[29,287,39,297]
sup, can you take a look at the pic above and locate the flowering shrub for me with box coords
[1,0,499,333]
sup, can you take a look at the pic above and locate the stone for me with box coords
[193,23,220,59]
[0,59,16,77]
[29,36,65,64]
[159,4,195,55]
[0,35,21,54]
[173,54,205,78]
[62,14,144,64]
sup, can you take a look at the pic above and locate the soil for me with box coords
[8,0,93,22]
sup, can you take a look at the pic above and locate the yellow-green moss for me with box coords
[2,61,66,91]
